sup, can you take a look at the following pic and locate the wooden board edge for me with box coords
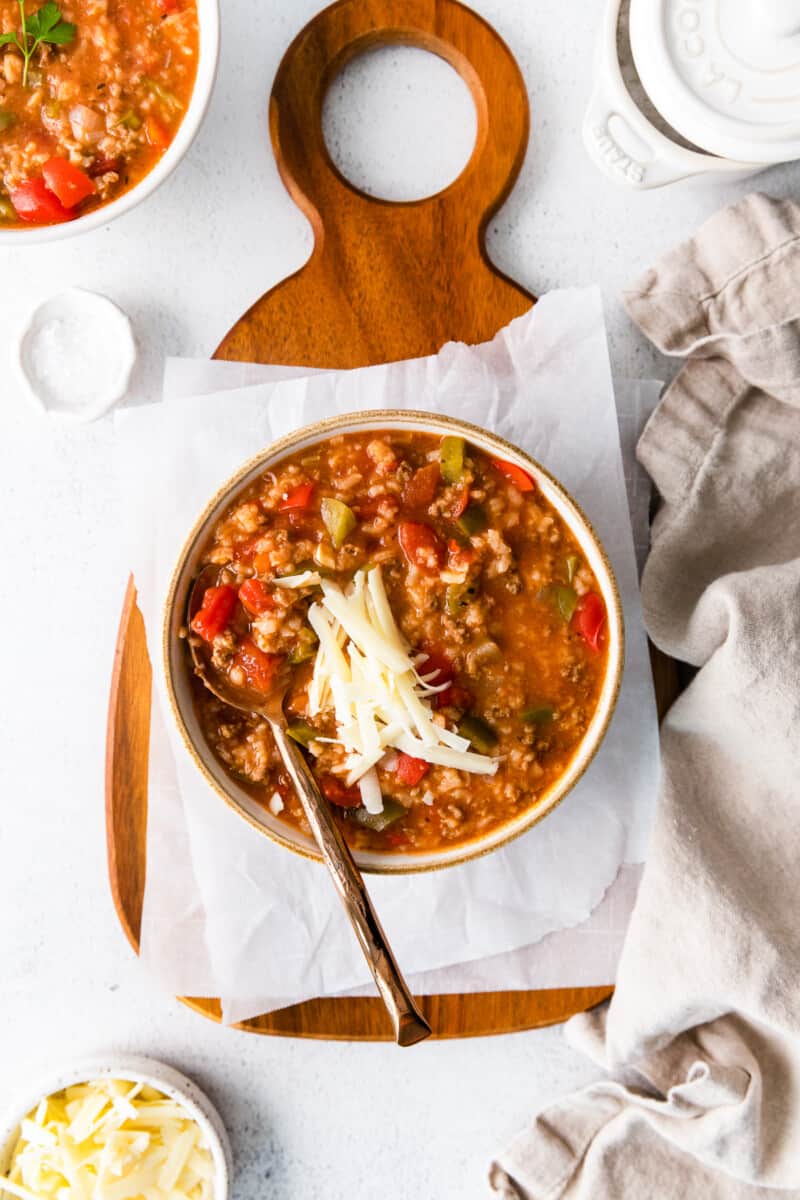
[177,987,615,1041]
[105,575,150,953]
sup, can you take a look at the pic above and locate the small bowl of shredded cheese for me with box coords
[0,1056,230,1200]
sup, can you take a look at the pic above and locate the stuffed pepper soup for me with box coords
[169,416,623,871]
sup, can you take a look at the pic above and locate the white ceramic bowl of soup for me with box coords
[162,410,625,875]
[0,0,219,246]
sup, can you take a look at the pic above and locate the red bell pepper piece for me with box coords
[491,458,536,493]
[319,774,362,808]
[572,592,606,652]
[279,481,315,511]
[394,753,430,787]
[233,638,283,693]
[402,462,440,510]
[42,158,96,208]
[238,578,275,616]
[398,520,444,570]
[9,178,73,224]
[190,585,237,643]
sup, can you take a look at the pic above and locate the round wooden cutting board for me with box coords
[106,0,617,1039]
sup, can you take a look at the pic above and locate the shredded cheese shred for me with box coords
[307,566,498,809]
[0,1078,214,1200]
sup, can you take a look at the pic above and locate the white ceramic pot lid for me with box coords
[630,0,800,163]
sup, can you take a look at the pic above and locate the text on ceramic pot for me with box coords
[591,124,645,183]
[674,1,742,104]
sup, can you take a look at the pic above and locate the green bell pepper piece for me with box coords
[459,714,498,754]
[523,705,555,725]
[321,497,357,549]
[440,435,466,484]
[353,798,406,832]
[117,109,143,131]
[446,580,478,615]
[539,584,577,622]
[143,77,183,113]
[288,627,319,665]
[455,503,487,538]
[0,111,17,132]
[287,721,317,748]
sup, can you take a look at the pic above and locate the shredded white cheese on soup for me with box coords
[306,566,498,810]
[0,1078,214,1200]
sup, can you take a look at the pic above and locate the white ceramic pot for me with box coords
[584,0,800,188]
[0,0,219,245]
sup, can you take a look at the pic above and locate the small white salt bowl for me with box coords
[16,288,137,422]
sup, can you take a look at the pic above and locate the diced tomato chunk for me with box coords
[418,643,472,711]
[402,462,440,510]
[572,591,606,652]
[233,638,283,693]
[145,115,171,149]
[447,537,476,570]
[234,535,261,564]
[42,158,95,208]
[394,753,430,787]
[491,458,536,493]
[398,520,444,570]
[190,585,237,643]
[238,578,275,616]
[319,774,362,808]
[418,643,455,688]
[279,481,315,511]
[9,178,73,225]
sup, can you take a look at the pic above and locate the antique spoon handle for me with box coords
[268,719,432,1047]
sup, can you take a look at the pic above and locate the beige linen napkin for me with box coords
[491,193,800,1198]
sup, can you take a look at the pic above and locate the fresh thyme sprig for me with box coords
[0,0,76,87]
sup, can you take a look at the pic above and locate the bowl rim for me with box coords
[0,1054,231,1198]
[0,0,220,246]
[162,409,625,875]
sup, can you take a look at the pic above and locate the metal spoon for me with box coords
[187,566,432,1047]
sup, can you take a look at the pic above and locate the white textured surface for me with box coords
[1,3,799,1198]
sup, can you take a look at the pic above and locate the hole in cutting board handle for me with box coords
[268,0,529,235]
[322,45,478,202]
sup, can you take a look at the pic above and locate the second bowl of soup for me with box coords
[0,0,218,240]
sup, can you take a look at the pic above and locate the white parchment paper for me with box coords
[113,288,661,1024]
